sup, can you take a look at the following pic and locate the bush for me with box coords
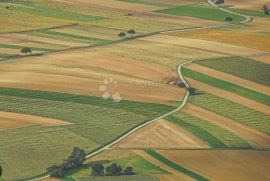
[225,16,233,22]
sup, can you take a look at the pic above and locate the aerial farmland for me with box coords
[0,0,269,181]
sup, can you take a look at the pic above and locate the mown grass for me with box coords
[182,67,270,106]
[118,0,176,8]
[196,56,270,86]
[167,112,251,148]
[190,93,270,135]
[0,87,175,180]
[228,8,270,18]
[75,175,157,181]
[145,149,209,181]
[156,3,245,22]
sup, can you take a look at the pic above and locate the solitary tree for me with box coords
[20,47,32,55]
[124,166,135,175]
[212,0,224,6]
[118,32,126,39]
[127,29,136,38]
[262,5,270,15]
[0,165,2,177]
[106,163,122,176]
[91,163,105,176]
[225,16,233,22]
[187,87,197,96]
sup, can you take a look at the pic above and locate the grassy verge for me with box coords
[0,43,55,52]
[190,93,270,135]
[182,67,270,106]
[156,3,245,22]
[196,56,270,86]
[118,0,176,8]
[145,149,209,181]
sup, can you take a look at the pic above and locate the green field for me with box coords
[182,67,270,106]
[75,175,157,181]
[0,87,175,180]
[196,56,270,86]
[118,0,176,8]
[228,8,270,18]
[190,93,270,135]
[156,3,245,22]
[145,149,209,181]
[166,112,251,148]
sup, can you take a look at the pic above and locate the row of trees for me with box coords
[47,147,86,178]
[262,5,270,15]
[91,163,135,176]
[118,29,136,39]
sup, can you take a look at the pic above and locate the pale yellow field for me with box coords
[158,150,270,181]
[226,0,270,10]
[250,54,270,64]
[115,119,209,149]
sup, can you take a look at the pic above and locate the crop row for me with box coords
[190,93,270,135]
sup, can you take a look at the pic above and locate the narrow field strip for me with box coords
[145,149,209,181]
[0,43,54,52]
[195,56,270,87]
[186,63,270,96]
[184,104,270,148]
[166,112,251,148]
[190,93,270,135]
[182,67,270,106]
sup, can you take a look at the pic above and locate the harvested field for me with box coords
[0,48,184,104]
[0,111,70,131]
[60,0,165,12]
[158,150,270,181]
[115,119,209,149]
[186,63,270,95]
[184,104,270,148]
[168,29,270,51]
[186,78,270,115]
[141,35,262,56]
[226,0,270,10]
[190,93,270,135]
[251,54,270,64]
[134,150,193,181]
[100,39,224,69]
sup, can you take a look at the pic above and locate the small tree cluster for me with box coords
[225,16,233,22]
[0,165,2,177]
[20,47,32,55]
[187,87,198,96]
[91,163,135,177]
[212,0,224,6]
[262,5,270,15]
[118,29,136,39]
[47,147,86,178]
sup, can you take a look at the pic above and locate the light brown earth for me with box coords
[250,54,270,64]
[186,78,270,115]
[134,150,195,181]
[186,63,270,96]
[184,104,270,148]
[41,178,60,181]
[0,48,184,104]
[60,0,165,12]
[0,111,70,131]
[0,48,43,55]
[141,35,263,56]
[225,0,270,10]
[115,119,209,149]
[167,29,270,51]
[158,150,270,181]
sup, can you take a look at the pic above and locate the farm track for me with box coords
[22,1,254,180]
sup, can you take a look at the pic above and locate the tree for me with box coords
[225,16,233,22]
[212,0,224,6]
[67,147,86,168]
[187,87,197,96]
[118,32,126,39]
[262,5,270,15]
[106,163,122,176]
[91,163,105,176]
[127,29,136,38]
[47,165,65,178]
[20,47,32,55]
[0,165,2,177]
[124,166,135,175]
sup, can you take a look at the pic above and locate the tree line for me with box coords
[91,163,135,176]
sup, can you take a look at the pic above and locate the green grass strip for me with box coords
[145,149,209,181]
[166,115,227,148]
[182,67,270,106]
[118,0,177,8]
[0,43,54,52]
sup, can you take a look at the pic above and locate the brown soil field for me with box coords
[250,54,270,64]
[115,119,209,149]
[166,29,270,51]
[0,49,184,104]
[226,0,269,10]
[186,64,270,96]
[0,111,70,131]
[184,104,270,148]
[141,35,262,56]
[134,150,195,181]
[186,78,270,115]
[41,178,60,181]
[60,0,164,12]
[158,150,270,181]
[155,174,194,181]
[0,48,41,55]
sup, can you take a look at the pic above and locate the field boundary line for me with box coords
[25,2,253,180]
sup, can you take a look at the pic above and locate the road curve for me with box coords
[27,2,252,181]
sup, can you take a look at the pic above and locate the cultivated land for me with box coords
[1,0,270,180]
